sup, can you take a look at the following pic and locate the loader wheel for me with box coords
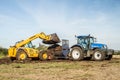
[70,47,84,61]
[39,51,48,61]
[92,49,105,61]
[16,49,28,61]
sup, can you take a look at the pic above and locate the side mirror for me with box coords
[94,38,97,42]
[75,35,77,37]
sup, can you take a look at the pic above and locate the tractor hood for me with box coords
[91,43,107,49]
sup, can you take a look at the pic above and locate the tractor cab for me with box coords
[77,35,107,50]
[77,35,95,50]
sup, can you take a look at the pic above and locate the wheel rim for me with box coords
[72,49,80,59]
[42,53,48,59]
[19,53,26,60]
[94,51,102,60]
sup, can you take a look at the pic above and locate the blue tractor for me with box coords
[70,35,114,61]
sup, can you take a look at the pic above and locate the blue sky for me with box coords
[0,0,120,50]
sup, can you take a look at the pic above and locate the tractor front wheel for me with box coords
[92,49,105,61]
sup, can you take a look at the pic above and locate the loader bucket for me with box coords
[43,33,60,44]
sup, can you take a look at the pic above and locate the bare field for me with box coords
[0,57,120,80]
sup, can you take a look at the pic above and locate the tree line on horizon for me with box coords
[0,47,8,55]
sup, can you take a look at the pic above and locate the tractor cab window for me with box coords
[77,38,88,49]
[77,38,88,44]
[77,38,84,44]
[89,37,94,44]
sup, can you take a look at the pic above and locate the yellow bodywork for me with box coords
[8,32,54,59]
[8,47,39,58]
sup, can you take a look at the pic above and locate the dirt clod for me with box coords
[0,57,12,64]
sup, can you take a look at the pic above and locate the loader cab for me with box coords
[25,41,35,48]
[77,35,95,50]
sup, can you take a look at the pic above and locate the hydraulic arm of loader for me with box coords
[14,32,60,48]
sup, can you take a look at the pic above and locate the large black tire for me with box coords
[70,47,84,61]
[105,55,113,60]
[16,49,28,61]
[39,51,48,61]
[92,49,105,61]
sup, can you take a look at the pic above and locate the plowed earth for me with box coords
[0,55,120,80]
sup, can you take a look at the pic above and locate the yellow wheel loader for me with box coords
[8,32,60,61]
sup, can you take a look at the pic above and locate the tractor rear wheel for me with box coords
[92,49,105,61]
[70,47,84,61]
[39,51,48,61]
[16,49,28,61]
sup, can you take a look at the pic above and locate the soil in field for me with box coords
[0,56,120,80]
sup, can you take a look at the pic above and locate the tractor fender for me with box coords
[71,44,83,50]
[91,48,107,55]
[69,45,84,57]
